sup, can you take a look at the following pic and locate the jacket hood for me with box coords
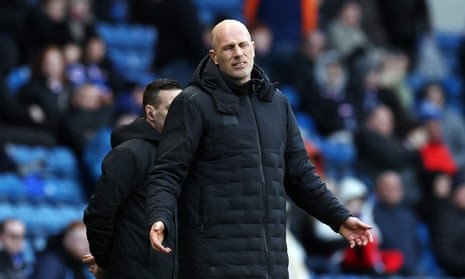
[190,55,277,114]
[110,117,160,148]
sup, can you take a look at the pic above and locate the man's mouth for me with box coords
[232,61,246,68]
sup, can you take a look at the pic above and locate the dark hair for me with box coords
[142,78,182,109]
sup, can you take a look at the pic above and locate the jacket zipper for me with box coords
[246,94,270,278]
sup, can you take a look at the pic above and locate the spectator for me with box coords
[63,42,86,87]
[354,105,423,185]
[286,30,326,105]
[16,46,71,137]
[31,221,92,279]
[114,82,145,118]
[327,0,373,68]
[373,171,422,276]
[339,177,404,275]
[0,218,30,279]
[63,83,113,155]
[311,51,356,136]
[419,82,465,171]
[67,0,96,46]
[376,0,431,64]
[358,0,388,46]
[417,172,452,230]
[0,42,53,146]
[351,64,416,139]
[417,101,457,176]
[0,0,29,67]
[289,179,347,275]
[433,172,465,277]
[82,36,122,96]
[378,50,415,113]
[249,23,276,78]
[20,0,72,62]
[244,0,318,55]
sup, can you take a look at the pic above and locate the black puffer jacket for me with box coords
[84,118,175,279]
[147,56,351,278]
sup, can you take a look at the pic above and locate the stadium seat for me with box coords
[295,112,317,136]
[193,0,244,25]
[97,23,158,82]
[0,203,15,220]
[280,84,300,110]
[435,32,462,54]
[6,66,31,94]
[0,173,25,201]
[45,146,79,177]
[43,178,85,204]
[4,144,47,166]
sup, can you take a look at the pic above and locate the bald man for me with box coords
[147,19,373,278]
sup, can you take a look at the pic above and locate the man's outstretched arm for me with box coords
[146,91,204,253]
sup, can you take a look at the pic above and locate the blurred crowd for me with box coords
[1,0,465,278]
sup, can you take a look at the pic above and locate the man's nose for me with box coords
[232,45,243,57]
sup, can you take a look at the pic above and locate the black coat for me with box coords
[84,118,175,279]
[16,77,71,132]
[433,202,465,277]
[354,126,419,180]
[147,56,351,278]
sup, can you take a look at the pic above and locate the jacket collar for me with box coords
[191,56,276,115]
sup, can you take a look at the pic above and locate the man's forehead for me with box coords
[211,20,251,47]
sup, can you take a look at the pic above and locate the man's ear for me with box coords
[144,105,155,120]
[209,49,218,65]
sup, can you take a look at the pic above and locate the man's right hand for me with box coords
[150,221,172,254]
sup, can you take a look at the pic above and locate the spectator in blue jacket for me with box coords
[373,171,422,276]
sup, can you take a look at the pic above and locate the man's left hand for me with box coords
[338,216,374,248]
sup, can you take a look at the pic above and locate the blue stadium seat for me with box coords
[442,74,463,99]
[6,66,31,94]
[4,144,47,166]
[280,84,300,110]
[443,52,460,74]
[43,178,85,204]
[442,75,463,113]
[97,23,158,81]
[45,146,79,177]
[23,174,46,202]
[0,203,15,220]
[15,204,42,232]
[435,32,462,54]
[193,0,244,25]
[407,72,427,96]
[0,173,25,201]
[295,112,317,136]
